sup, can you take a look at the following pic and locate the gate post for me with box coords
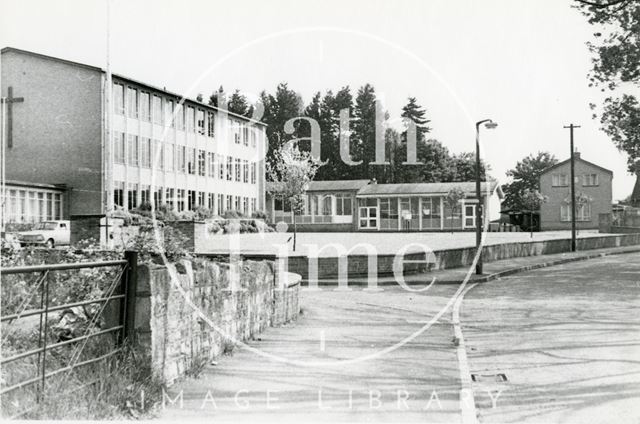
[119,251,138,344]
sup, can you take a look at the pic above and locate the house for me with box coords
[539,153,613,230]
[1,47,267,224]
[266,179,503,232]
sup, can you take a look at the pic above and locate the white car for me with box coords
[17,220,71,248]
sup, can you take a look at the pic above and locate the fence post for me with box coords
[119,251,138,344]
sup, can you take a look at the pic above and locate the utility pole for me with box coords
[564,124,580,252]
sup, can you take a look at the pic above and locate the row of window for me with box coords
[113,132,258,183]
[113,183,257,215]
[551,173,600,187]
[560,203,591,221]
[3,189,63,223]
[113,83,258,147]
[274,193,353,216]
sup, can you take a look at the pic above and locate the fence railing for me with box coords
[0,251,138,406]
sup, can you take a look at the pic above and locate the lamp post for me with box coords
[475,119,498,275]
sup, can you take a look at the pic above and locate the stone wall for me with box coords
[284,233,640,281]
[134,257,300,385]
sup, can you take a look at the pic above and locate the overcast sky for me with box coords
[1,0,635,200]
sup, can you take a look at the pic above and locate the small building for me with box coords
[539,153,613,230]
[266,179,503,232]
[1,180,67,228]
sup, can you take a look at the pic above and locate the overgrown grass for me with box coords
[1,344,163,420]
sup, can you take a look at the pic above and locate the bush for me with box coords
[251,210,267,220]
[222,210,245,219]
[125,225,191,263]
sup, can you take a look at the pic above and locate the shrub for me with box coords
[125,225,191,263]
[222,210,244,219]
[251,210,267,220]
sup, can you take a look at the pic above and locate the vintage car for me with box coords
[16,220,71,248]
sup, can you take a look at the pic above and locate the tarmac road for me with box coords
[462,252,640,424]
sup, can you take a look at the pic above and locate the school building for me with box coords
[1,47,267,226]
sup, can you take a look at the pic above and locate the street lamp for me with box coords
[475,119,497,275]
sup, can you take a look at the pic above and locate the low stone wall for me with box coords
[285,233,640,281]
[134,258,300,385]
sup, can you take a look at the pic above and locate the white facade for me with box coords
[108,78,266,216]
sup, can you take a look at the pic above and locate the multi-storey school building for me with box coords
[1,47,266,225]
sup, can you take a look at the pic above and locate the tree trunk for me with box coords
[530,211,533,238]
[293,213,297,252]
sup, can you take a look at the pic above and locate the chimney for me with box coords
[574,151,581,159]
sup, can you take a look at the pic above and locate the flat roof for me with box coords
[3,180,66,191]
[1,46,266,127]
[357,181,500,197]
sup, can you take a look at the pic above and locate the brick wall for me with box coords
[134,258,300,385]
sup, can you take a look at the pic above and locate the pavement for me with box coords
[159,247,640,423]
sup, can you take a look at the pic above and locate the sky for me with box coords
[1,0,636,200]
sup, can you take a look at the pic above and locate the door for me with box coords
[359,206,378,230]
[464,205,476,229]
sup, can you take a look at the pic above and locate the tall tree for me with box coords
[446,152,489,182]
[227,90,253,117]
[259,83,305,178]
[576,0,640,173]
[502,151,558,211]
[208,85,226,108]
[353,84,378,179]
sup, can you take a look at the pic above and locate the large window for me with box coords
[219,155,226,180]
[127,87,138,118]
[152,95,163,124]
[113,83,125,115]
[164,99,174,127]
[243,160,249,183]
[207,111,215,137]
[233,121,240,144]
[235,158,241,181]
[208,193,215,210]
[207,152,215,177]
[226,195,232,211]
[153,187,163,209]
[140,137,151,168]
[165,188,175,209]
[561,203,592,222]
[176,104,184,129]
[336,194,352,216]
[583,173,599,186]
[197,109,205,135]
[114,132,125,164]
[188,190,196,210]
[140,91,151,121]
[177,189,185,212]
[178,146,186,173]
[218,194,224,215]
[127,183,138,209]
[242,125,249,146]
[186,106,195,132]
[166,144,175,171]
[552,173,569,187]
[113,181,125,208]
[421,197,442,229]
[227,157,233,181]
[141,185,151,206]
[127,135,139,166]
[152,140,164,169]
[187,148,196,175]
[198,150,206,176]
[250,163,257,184]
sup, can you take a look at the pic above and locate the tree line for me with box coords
[203,83,487,184]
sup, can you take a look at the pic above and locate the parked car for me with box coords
[16,220,70,248]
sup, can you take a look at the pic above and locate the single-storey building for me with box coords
[266,179,503,232]
[539,153,613,230]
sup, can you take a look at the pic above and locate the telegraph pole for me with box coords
[564,124,580,252]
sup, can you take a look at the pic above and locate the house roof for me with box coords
[4,180,66,191]
[356,181,502,198]
[1,46,266,127]
[540,155,613,175]
[266,179,371,193]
